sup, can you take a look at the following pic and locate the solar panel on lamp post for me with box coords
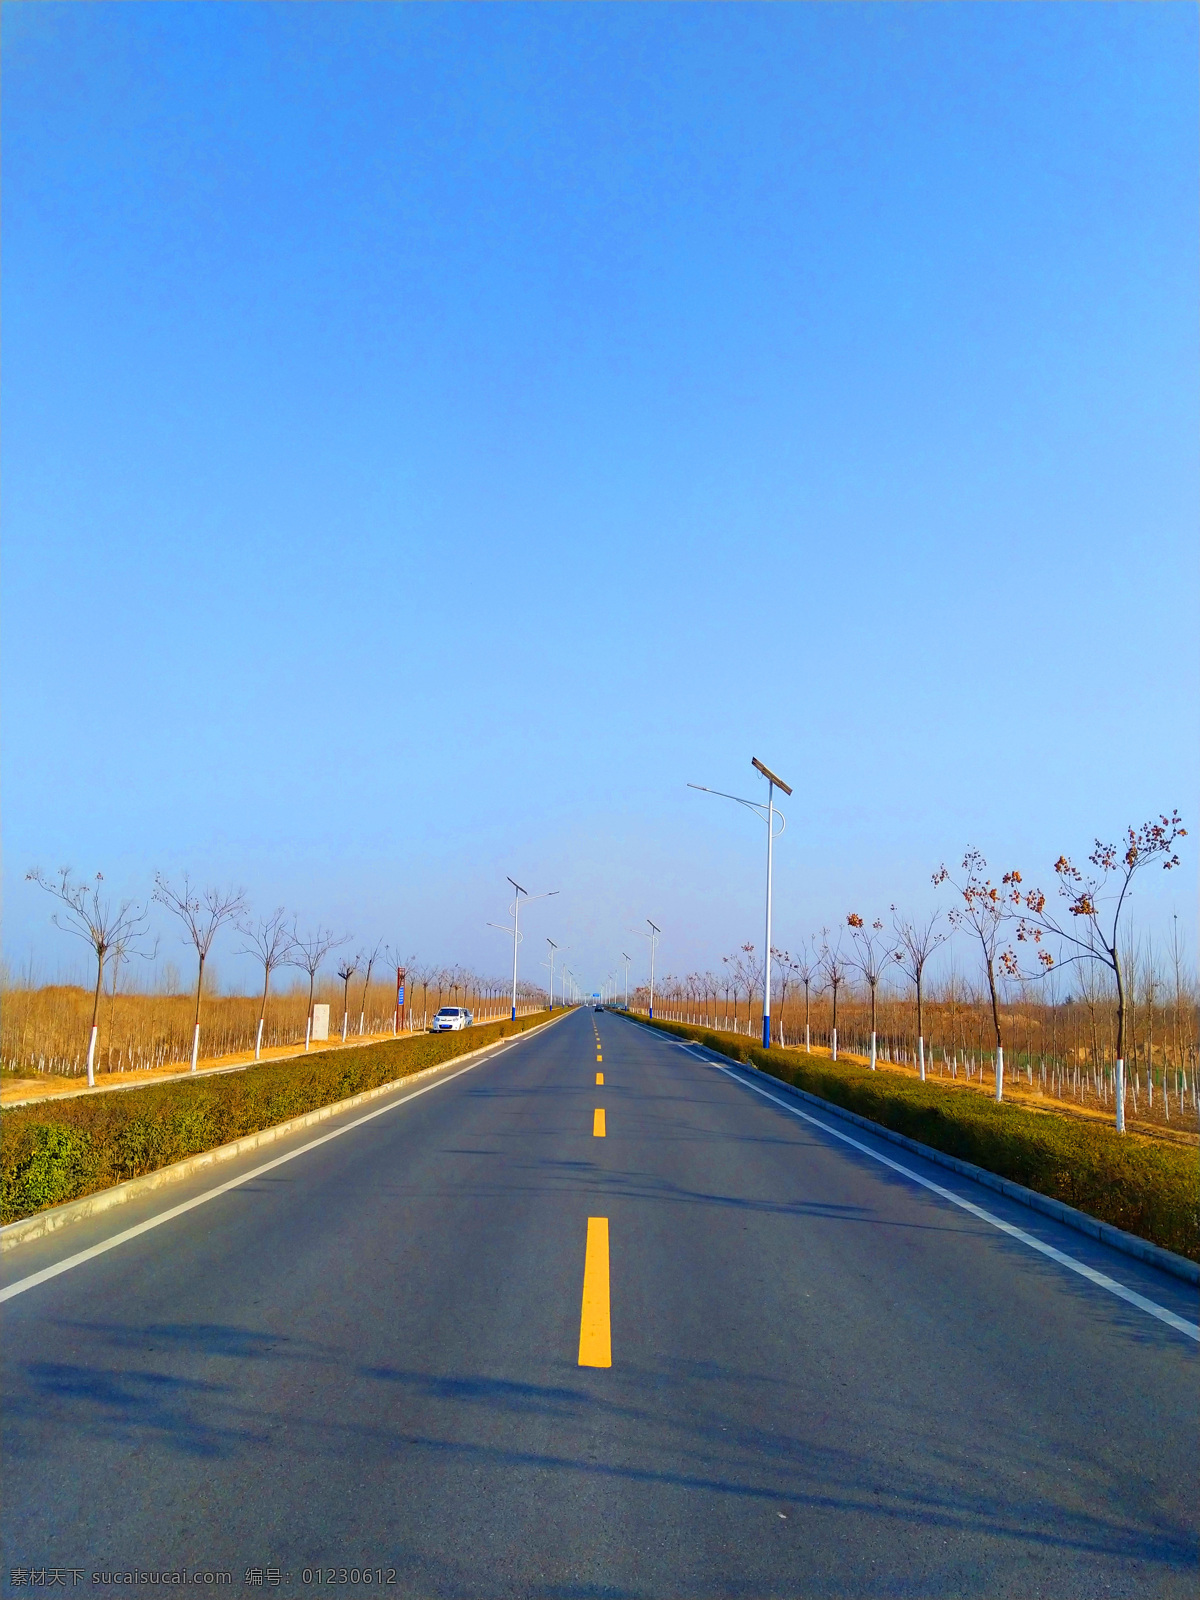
[689,757,792,1050]
[643,920,661,1018]
[488,877,559,1021]
[545,938,558,1010]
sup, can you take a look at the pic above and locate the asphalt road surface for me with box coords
[3,1007,1196,1598]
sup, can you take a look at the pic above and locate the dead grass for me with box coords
[0,979,538,1082]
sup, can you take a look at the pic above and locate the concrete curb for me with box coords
[1,1009,570,1254]
[624,1014,1200,1287]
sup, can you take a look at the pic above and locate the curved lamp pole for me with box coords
[642,920,661,1019]
[689,756,792,1049]
[545,938,559,1010]
[489,877,559,1021]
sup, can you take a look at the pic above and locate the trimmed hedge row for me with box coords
[1,1010,558,1224]
[631,1014,1200,1262]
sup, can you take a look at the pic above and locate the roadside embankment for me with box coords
[1,1010,559,1225]
[630,1014,1200,1263]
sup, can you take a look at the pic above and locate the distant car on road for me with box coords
[594,1005,604,1012]
[431,1006,473,1032]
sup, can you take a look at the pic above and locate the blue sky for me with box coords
[3,2,1196,996]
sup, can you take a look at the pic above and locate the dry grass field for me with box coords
[4,958,1196,1139]
[0,969,544,1091]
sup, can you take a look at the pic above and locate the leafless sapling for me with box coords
[236,907,295,1060]
[933,850,1021,1102]
[26,868,151,1086]
[153,874,246,1072]
[337,954,360,1041]
[287,925,350,1049]
[819,930,849,1060]
[845,915,898,1071]
[771,948,792,1045]
[1011,812,1186,1133]
[735,943,759,1036]
[356,940,383,1036]
[794,940,817,1053]
[890,906,951,1081]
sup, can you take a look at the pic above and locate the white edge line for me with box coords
[704,1058,1198,1343]
[0,1034,533,1305]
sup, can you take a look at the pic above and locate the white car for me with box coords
[431,1006,473,1032]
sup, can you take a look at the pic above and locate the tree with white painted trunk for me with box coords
[771,948,793,1045]
[25,867,151,1086]
[236,907,295,1061]
[891,906,950,1082]
[793,940,817,1053]
[934,851,1021,1103]
[734,943,760,1037]
[288,925,350,1049]
[1011,812,1186,1134]
[153,874,246,1073]
[845,915,898,1071]
[337,954,360,1041]
[357,940,383,1035]
[818,930,849,1061]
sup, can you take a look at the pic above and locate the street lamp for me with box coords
[488,877,559,1021]
[689,756,792,1049]
[621,952,632,1010]
[641,920,660,1018]
[545,938,558,1010]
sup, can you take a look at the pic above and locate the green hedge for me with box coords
[2,1010,559,1225]
[631,1014,1200,1262]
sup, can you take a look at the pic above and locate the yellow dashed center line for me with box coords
[593,1108,606,1137]
[578,1217,611,1367]
[596,1071,604,1085]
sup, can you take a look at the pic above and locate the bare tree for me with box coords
[236,907,295,1061]
[337,954,360,1042]
[153,874,246,1072]
[819,930,849,1061]
[288,925,350,1049]
[794,940,817,1053]
[1012,812,1186,1132]
[890,906,950,1081]
[720,953,737,1029]
[735,943,760,1036]
[845,915,898,1071]
[357,940,383,1036]
[933,850,1021,1102]
[26,868,151,1086]
[771,948,792,1045]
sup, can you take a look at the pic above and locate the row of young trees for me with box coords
[22,868,547,1085]
[637,813,1189,1134]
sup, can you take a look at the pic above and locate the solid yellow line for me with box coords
[596,1071,604,1085]
[593,1107,606,1137]
[578,1217,611,1367]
